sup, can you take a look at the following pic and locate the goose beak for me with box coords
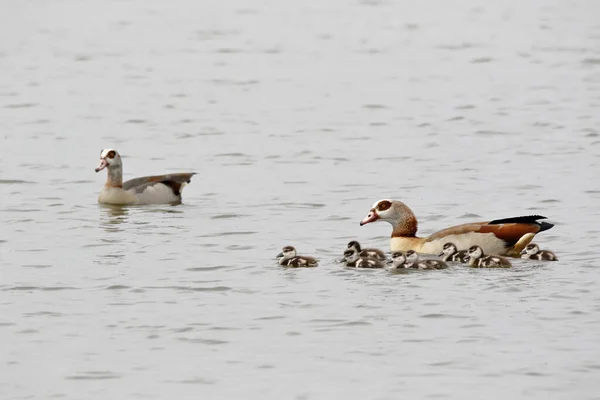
[519,249,526,255]
[95,158,109,172]
[438,252,444,257]
[276,252,283,258]
[360,210,378,226]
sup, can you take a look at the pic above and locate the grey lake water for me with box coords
[2,0,600,399]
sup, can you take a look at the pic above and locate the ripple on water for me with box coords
[210,213,248,219]
[0,179,34,185]
[141,285,232,292]
[105,285,132,290]
[4,103,38,109]
[66,371,121,380]
[186,266,230,272]
[171,377,217,385]
[3,286,76,292]
[177,337,229,345]
[420,313,471,319]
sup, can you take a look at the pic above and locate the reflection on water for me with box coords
[100,204,130,231]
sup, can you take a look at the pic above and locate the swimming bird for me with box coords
[360,199,553,256]
[342,248,385,268]
[95,149,195,205]
[467,245,512,268]
[404,250,448,270]
[346,240,386,260]
[520,243,558,261]
[439,242,470,263]
[389,251,408,269]
[277,246,318,267]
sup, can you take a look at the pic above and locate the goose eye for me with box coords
[107,151,116,159]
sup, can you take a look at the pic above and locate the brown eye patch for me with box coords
[377,200,392,211]
[107,151,116,159]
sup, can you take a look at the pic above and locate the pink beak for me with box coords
[360,210,378,226]
[95,158,109,172]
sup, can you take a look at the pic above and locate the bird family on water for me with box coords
[95,149,558,268]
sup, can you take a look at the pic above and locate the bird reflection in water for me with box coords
[95,204,129,266]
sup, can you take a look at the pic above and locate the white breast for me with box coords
[98,187,138,205]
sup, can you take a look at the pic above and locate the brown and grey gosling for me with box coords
[277,246,318,268]
[467,245,511,268]
[346,241,386,261]
[438,242,470,263]
[520,243,558,261]
[404,250,448,270]
[342,248,385,269]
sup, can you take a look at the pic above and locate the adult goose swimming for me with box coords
[95,149,195,205]
[359,199,553,256]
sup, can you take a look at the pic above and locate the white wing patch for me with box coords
[133,183,180,205]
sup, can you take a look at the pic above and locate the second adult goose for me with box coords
[95,149,195,205]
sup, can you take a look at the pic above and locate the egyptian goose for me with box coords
[95,149,195,205]
[467,245,511,268]
[342,248,385,269]
[277,246,318,267]
[520,243,558,261]
[404,250,448,270]
[346,241,386,260]
[439,242,470,263]
[360,199,553,256]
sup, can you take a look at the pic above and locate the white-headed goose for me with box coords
[277,246,318,268]
[467,245,511,268]
[360,199,553,256]
[346,241,386,260]
[520,243,558,261]
[95,149,195,205]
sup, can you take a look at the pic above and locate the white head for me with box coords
[277,246,297,261]
[439,242,458,257]
[95,149,122,173]
[390,252,406,268]
[360,199,418,235]
[405,250,419,264]
[521,243,540,256]
[343,248,359,264]
[467,245,484,260]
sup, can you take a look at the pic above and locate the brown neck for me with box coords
[391,214,418,238]
[105,166,123,188]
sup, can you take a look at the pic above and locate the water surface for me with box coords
[1,0,600,399]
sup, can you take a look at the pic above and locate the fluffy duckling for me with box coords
[467,245,511,268]
[277,246,318,268]
[405,250,448,270]
[343,248,385,269]
[438,242,470,263]
[346,241,386,261]
[520,243,558,261]
[389,251,409,269]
